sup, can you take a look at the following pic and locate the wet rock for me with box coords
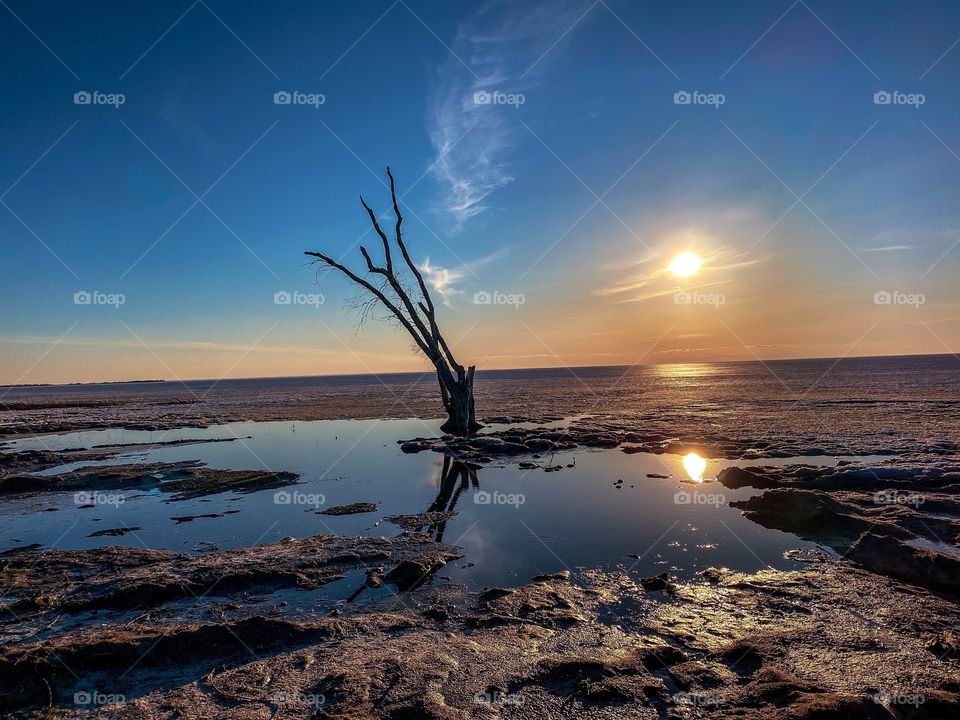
[471,436,504,450]
[0,534,459,621]
[164,468,300,500]
[717,465,783,489]
[927,631,959,659]
[0,450,68,477]
[732,489,960,594]
[319,502,378,516]
[784,547,834,563]
[86,526,141,537]
[170,510,241,524]
[382,555,453,592]
[383,511,457,531]
[399,439,433,453]
[640,572,674,592]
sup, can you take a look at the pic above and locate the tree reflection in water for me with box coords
[347,456,478,602]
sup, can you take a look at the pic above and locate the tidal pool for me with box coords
[1,418,885,593]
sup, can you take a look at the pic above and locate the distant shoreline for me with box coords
[0,379,166,389]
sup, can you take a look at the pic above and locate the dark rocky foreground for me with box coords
[1,539,957,719]
[714,462,960,596]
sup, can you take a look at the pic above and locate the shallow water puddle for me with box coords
[1,418,882,591]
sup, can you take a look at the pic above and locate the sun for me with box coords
[668,251,703,277]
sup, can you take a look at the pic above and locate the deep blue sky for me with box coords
[2,0,959,383]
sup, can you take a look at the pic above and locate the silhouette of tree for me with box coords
[306,168,481,436]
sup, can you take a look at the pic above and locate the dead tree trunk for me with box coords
[305,167,482,436]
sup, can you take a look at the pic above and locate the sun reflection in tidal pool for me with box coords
[682,452,707,483]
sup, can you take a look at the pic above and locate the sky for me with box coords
[2,0,959,385]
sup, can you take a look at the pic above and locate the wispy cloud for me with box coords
[596,245,763,303]
[427,0,594,228]
[859,227,959,253]
[861,244,917,252]
[419,248,509,306]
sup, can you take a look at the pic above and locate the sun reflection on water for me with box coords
[682,452,708,483]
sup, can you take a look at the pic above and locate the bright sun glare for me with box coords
[682,452,707,483]
[668,251,703,277]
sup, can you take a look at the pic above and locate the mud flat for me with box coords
[4,358,958,464]
[0,458,299,500]
[399,416,957,465]
[1,544,957,718]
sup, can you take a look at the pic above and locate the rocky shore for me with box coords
[2,542,957,718]
[1,408,958,717]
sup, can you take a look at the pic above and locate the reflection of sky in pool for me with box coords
[2,419,883,591]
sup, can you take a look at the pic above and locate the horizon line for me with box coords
[1,351,953,390]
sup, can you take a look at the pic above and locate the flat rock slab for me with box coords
[318,502,378,516]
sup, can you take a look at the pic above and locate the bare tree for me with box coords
[305,167,481,437]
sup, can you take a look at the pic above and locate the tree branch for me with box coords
[387,166,453,363]
[359,196,393,274]
[304,251,431,357]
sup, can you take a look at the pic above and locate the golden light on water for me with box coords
[682,452,707,483]
[668,251,703,277]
